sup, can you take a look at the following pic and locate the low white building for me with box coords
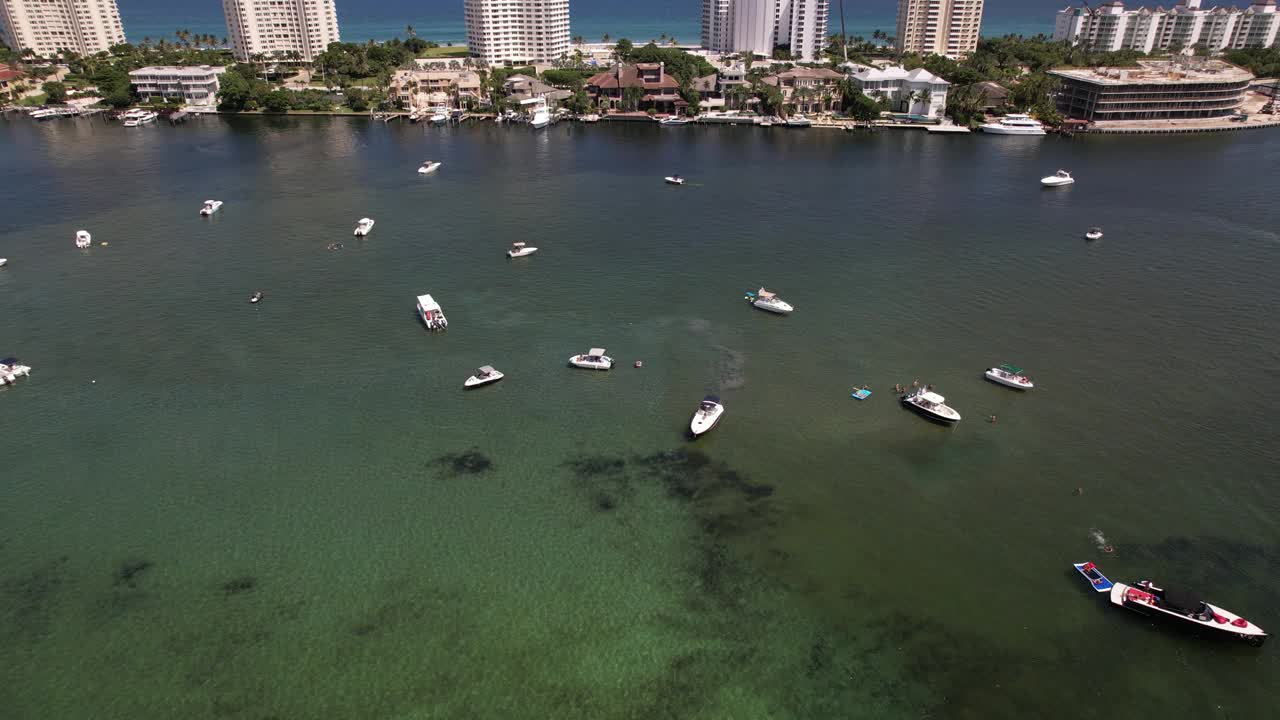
[846,64,949,117]
[129,65,227,105]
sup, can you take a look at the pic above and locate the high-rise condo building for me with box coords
[701,0,829,61]
[0,0,126,57]
[220,0,341,63]
[464,0,571,66]
[895,0,985,58]
[1053,1,1279,55]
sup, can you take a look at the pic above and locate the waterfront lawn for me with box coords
[418,45,468,59]
[17,93,48,106]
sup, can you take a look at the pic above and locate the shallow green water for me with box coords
[1,115,1278,718]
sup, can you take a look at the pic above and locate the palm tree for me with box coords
[601,33,611,43]
[915,88,932,114]
[221,37,229,48]
[406,25,416,38]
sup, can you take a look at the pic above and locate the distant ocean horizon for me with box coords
[111,4,1052,49]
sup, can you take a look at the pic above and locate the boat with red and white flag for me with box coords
[1109,579,1267,646]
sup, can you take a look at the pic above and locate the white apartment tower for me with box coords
[895,0,986,58]
[464,0,571,66]
[701,0,829,61]
[0,0,126,57]
[221,0,341,63]
[1053,1,1279,55]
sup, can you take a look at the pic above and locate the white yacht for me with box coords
[901,387,962,424]
[979,113,1046,136]
[1041,170,1074,187]
[429,107,448,125]
[0,258,7,268]
[660,115,692,126]
[522,97,551,129]
[416,294,448,330]
[75,230,92,248]
[353,218,375,236]
[689,395,725,437]
[569,348,613,370]
[121,109,158,127]
[418,160,442,174]
[507,241,537,258]
[984,364,1034,390]
[748,288,793,314]
[464,365,504,389]
[581,113,601,123]
[199,200,223,216]
[664,175,685,185]
[1085,227,1104,241]
[786,114,813,128]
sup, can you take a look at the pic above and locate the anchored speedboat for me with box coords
[1109,579,1267,647]
[416,294,448,330]
[569,348,613,370]
[249,291,264,304]
[746,288,793,314]
[76,230,92,248]
[901,387,961,424]
[353,218,375,236]
[200,200,223,216]
[418,161,442,174]
[1085,227,1103,240]
[665,175,685,185]
[985,363,1034,390]
[689,395,724,437]
[464,365,504,389]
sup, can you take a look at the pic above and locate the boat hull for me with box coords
[752,299,793,314]
[1110,582,1267,646]
[980,125,1046,136]
[664,177,685,185]
[464,373,504,389]
[690,405,724,436]
[507,248,538,257]
[901,397,961,424]
[1042,178,1074,187]
[569,355,612,370]
[1085,232,1103,240]
[984,370,1034,390]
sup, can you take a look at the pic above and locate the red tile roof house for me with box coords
[585,63,683,115]
[0,63,27,100]
[762,67,845,114]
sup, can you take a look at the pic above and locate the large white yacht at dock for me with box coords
[979,113,1045,136]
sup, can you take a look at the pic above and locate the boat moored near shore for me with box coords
[980,113,1046,136]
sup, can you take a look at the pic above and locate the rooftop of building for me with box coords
[585,64,679,90]
[1049,59,1254,85]
[128,65,226,76]
[847,65,951,86]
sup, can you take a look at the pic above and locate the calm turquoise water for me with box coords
[2,115,1278,718]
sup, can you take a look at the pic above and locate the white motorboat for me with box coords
[786,114,812,128]
[507,241,537,258]
[0,258,7,268]
[979,113,1046,136]
[200,200,223,216]
[418,161,442,174]
[1085,227,1104,241]
[1109,580,1267,647]
[122,110,158,127]
[901,387,961,424]
[581,113,600,123]
[1041,170,1074,187]
[689,395,724,437]
[530,107,551,129]
[75,230,92,248]
[464,365,504,389]
[353,218,375,236]
[984,363,1034,390]
[664,176,685,185]
[569,347,613,370]
[747,288,793,314]
[416,293,448,330]
[759,119,774,127]
[249,291,264,304]
[430,109,448,125]
[0,357,31,385]
[660,115,692,126]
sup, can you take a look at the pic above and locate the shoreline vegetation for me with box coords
[4,28,1280,129]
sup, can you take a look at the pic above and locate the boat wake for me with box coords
[1089,528,1109,551]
